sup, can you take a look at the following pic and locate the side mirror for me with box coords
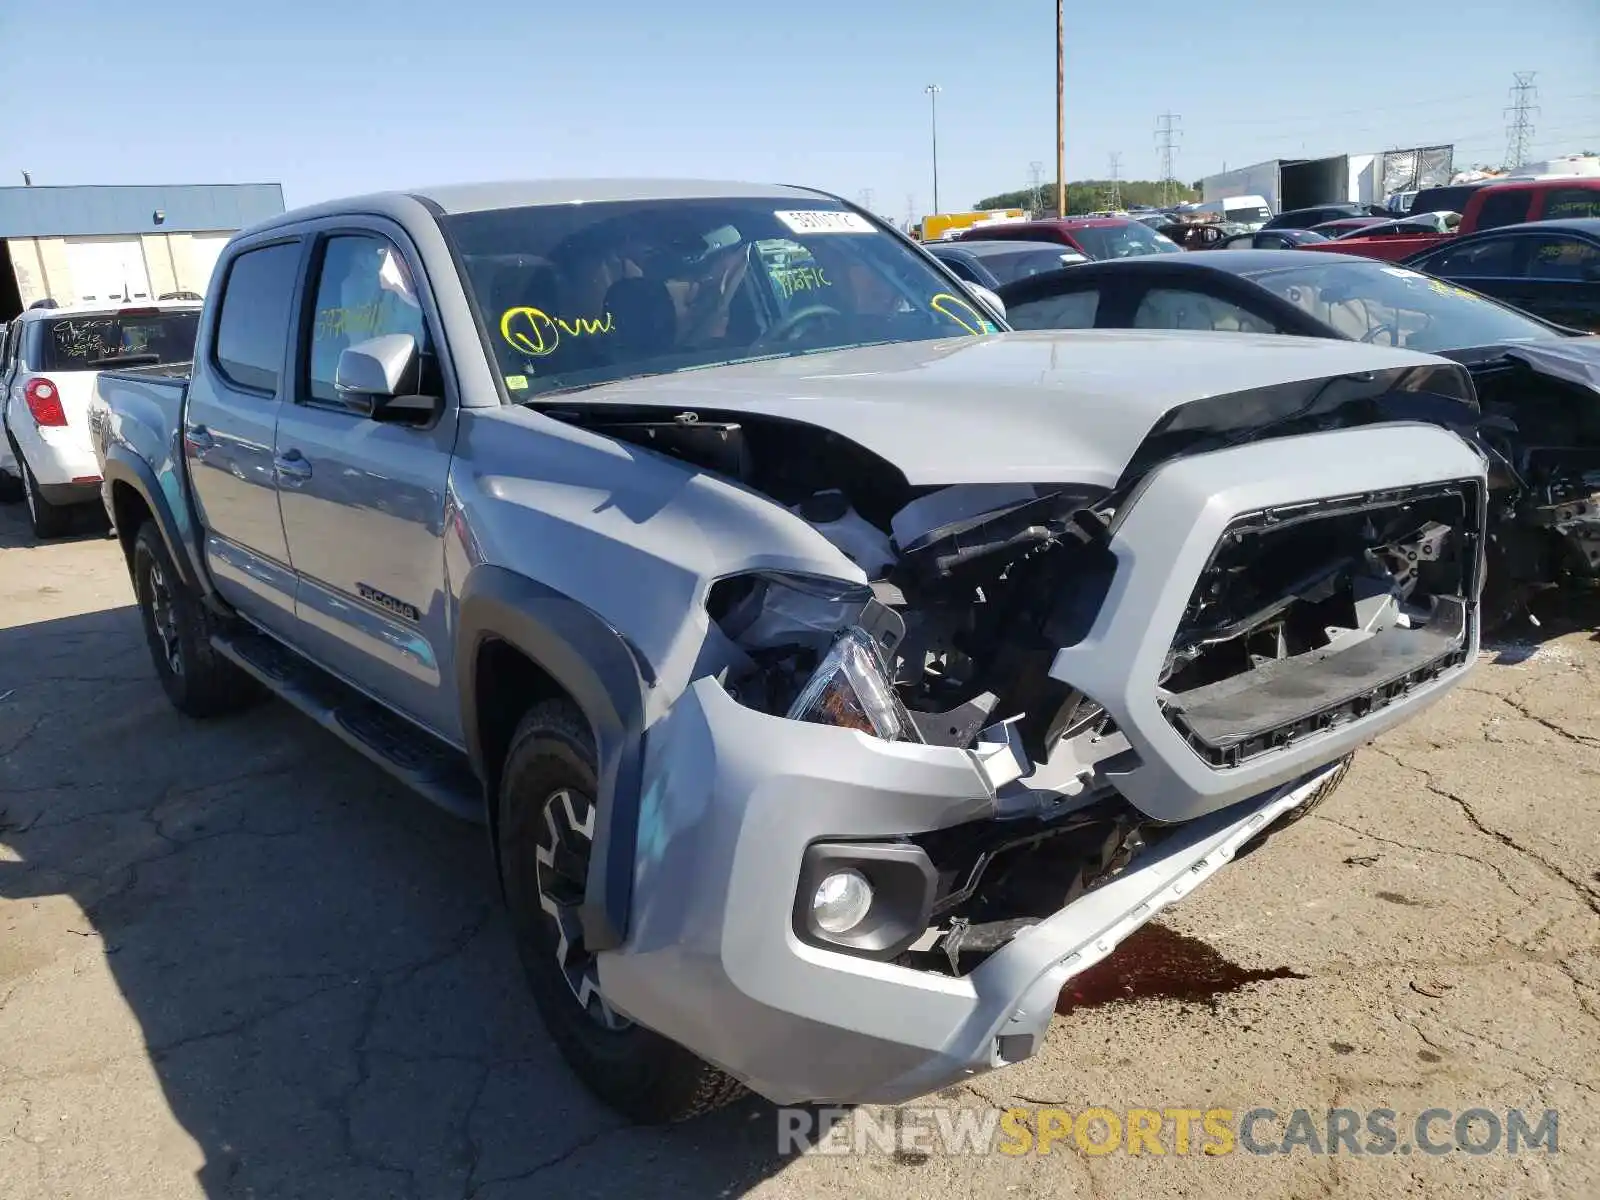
[966,284,1007,322]
[334,334,440,423]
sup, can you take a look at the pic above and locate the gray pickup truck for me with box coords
[91,179,1491,1123]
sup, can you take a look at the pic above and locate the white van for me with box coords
[1191,195,1274,231]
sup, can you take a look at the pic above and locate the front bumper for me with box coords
[597,421,1488,1106]
[598,678,1342,1105]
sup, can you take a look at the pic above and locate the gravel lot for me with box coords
[2,502,1597,1199]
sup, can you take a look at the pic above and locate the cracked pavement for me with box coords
[2,504,1597,1199]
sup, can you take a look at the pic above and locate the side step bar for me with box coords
[212,628,484,824]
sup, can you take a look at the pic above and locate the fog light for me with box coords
[812,869,873,934]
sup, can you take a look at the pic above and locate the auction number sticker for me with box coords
[775,210,875,235]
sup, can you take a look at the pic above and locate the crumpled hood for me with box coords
[1488,336,1600,393]
[545,329,1455,487]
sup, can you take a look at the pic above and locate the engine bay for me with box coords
[1467,352,1600,611]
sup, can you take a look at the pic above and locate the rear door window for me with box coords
[214,242,302,393]
[1542,187,1600,221]
[1473,190,1532,230]
[1007,289,1100,330]
[1132,288,1277,333]
[1522,235,1600,281]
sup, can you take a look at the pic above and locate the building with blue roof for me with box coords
[0,182,285,319]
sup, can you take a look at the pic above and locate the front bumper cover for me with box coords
[598,678,1341,1105]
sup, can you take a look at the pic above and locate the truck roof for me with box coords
[243,179,843,238]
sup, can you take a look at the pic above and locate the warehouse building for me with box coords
[0,182,286,320]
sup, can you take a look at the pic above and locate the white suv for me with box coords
[1,299,201,537]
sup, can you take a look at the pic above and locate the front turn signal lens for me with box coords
[786,627,919,742]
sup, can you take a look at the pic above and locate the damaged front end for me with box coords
[579,375,1488,1106]
[698,466,1482,979]
[1458,346,1600,618]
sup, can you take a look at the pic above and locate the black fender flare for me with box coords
[100,447,215,599]
[455,565,649,952]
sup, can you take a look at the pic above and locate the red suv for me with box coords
[953,217,1181,260]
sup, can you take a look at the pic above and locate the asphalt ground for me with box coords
[2,501,1596,1198]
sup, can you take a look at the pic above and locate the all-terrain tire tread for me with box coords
[132,522,262,718]
[499,699,744,1124]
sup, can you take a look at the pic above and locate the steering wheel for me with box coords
[757,303,841,346]
[1361,322,1401,345]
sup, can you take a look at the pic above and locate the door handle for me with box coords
[184,423,214,452]
[274,449,313,480]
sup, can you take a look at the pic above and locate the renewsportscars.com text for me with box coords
[777,1106,1560,1158]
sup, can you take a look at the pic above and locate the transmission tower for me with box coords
[857,188,875,215]
[905,193,917,233]
[1028,161,1045,216]
[1504,72,1538,170]
[1155,112,1182,206]
[1105,152,1123,211]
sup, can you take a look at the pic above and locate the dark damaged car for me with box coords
[997,249,1600,619]
[90,181,1489,1122]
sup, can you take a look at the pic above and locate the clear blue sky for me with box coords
[2,0,1596,220]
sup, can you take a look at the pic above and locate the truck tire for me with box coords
[19,453,74,539]
[498,700,744,1124]
[1233,753,1353,862]
[131,522,262,718]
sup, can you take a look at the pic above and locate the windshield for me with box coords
[1248,260,1559,352]
[42,311,200,371]
[984,247,1083,284]
[1068,222,1181,260]
[442,199,1001,398]
[1225,205,1272,225]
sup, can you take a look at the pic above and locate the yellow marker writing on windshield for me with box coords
[930,292,988,336]
[499,306,615,357]
[771,265,831,300]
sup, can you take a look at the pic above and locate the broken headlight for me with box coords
[788,627,923,743]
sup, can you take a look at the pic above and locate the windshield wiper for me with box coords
[87,353,162,367]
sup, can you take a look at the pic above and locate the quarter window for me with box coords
[307,235,428,404]
[214,242,302,392]
[1007,289,1100,330]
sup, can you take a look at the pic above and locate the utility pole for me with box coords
[1028,161,1044,217]
[1504,71,1538,171]
[1155,112,1182,206]
[924,84,942,213]
[1055,0,1066,217]
[1106,152,1122,211]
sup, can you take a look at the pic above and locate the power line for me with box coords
[1173,87,1596,135]
[1155,113,1181,206]
[1505,71,1540,169]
